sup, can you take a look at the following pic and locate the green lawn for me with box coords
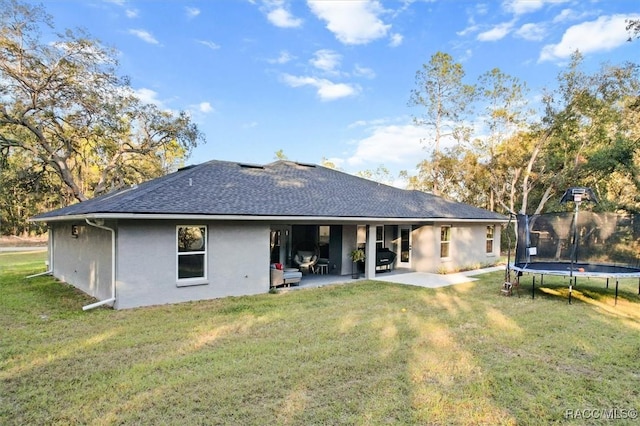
[1,252,639,425]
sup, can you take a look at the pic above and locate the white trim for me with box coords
[176,225,208,285]
[33,212,509,224]
[486,225,495,255]
[440,225,452,259]
[398,225,412,268]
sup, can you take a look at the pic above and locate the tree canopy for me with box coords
[0,0,204,233]
[408,52,475,195]
[408,50,640,216]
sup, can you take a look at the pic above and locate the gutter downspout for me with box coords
[83,219,116,311]
[26,225,54,279]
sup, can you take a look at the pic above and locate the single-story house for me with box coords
[32,160,507,309]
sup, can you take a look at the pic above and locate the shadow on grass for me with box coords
[506,271,640,314]
[3,267,640,425]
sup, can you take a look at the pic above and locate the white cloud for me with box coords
[552,8,596,24]
[307,0,391,45]
[539,14,639,62]
[310,49,342,73]
[268,50,294,64]
[457,24,479,37]
[457,8,481,37]
[389,33,403,47]
[133,88,165,108]
[345,123,429,168]
[459,49,473,63]
[353,65,376,79]
[197,40,221,50]
[128,29,159,45]
[347,118,389,129]
[199,102,213,113]
[267,7,303,28]
[475,3,489,15]
[281,74,359,101]
[503,0,569,16]
[515,22,546,41]
[477,21,514,41]
[186,7,200,18]
[553,8,575,23]
[263,1,303,28]
[125,9,138,18]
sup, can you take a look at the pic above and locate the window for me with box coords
[440,226,451,258]
[177,225,207,284]
[486,225,495,254]
[318,226,330,259]
[319,226,330,245]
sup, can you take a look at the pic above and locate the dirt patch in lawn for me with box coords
[0,235,48,247]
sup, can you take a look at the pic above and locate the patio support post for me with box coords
[365,225,377,279]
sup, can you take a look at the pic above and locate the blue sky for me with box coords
[43,0,639,180]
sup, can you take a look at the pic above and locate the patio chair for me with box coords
[293,251,318,274]
[270,264,302,287]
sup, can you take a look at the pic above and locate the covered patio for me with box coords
[275,266,503,292]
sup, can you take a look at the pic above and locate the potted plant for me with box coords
[350,248,366,279]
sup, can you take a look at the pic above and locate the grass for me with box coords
[1,252,639,425]
[0,250,47,268]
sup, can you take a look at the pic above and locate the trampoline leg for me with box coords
[615,280,619,306]
[541,274,544,287]
[606,278,609,289]
[637,278,639,295]
[569,276,576,305]
[569,282,572,305]
[532,275,535,299]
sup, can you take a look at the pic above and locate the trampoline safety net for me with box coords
[515,212,640,269]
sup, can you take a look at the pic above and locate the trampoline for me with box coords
[507,188,640,304]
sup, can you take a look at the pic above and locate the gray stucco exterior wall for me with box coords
[48,219,502,309]
[115,220,270,309]
[411,223,501,273]
[51,221,113,301]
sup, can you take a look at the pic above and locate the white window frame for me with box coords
[440,225,451,259]
[176,225,208,287]
[486,225,495,255]
[376,225,384,250]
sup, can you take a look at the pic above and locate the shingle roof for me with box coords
[33,160,507,221]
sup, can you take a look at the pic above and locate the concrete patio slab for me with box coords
[374,266,504,289]
[278,266,505,292]
[373,271,477,288]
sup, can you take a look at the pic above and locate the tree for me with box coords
[405,50,640,217]
[0,0,204,203]
[0,148,63,235]
[274,149,288,160]
[520,52,640,214]
[320,157,339,170]
[356,165,394,186]
[476,68,531,211]
[627,18,640,41]
[408,52,475,195]
[407,145,491,206]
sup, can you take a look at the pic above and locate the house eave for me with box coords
[31,212,509,224]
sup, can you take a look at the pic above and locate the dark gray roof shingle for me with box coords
[34,160,506,221]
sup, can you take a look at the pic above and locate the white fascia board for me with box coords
[31,212,509,224]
